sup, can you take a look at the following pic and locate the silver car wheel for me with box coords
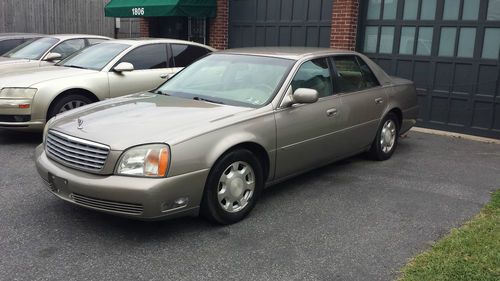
[380,119,396,153]
[59,100,87,113]
[217,161,255,213]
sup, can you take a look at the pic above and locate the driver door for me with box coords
[108,43,174,98]
[274,58,348,179]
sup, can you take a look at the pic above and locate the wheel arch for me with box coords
[46,88,99,120]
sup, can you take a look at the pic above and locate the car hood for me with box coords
[50,93,253,150]
[0,56,27,64]
[0,66,95,88]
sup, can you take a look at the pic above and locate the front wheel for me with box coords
[369,113,399,161]
[48,94,93,119]
[201,149,264,225]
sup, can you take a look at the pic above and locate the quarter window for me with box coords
[331,56,379,93]
[169,44,211,67]
[291,58,333,98]
[118,44,167,70]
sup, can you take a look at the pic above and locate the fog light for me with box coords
[173,197,189,208]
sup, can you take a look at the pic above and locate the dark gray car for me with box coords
[35,48,419,224]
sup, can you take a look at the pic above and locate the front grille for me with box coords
[71,193,143,215]
[46,130,110,171]
[0,115,31,122]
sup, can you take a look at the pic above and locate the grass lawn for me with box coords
[399,189,500,281]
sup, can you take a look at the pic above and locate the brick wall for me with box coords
[208,0,228,50]
[330,0,359,50]
[139,18,150,37]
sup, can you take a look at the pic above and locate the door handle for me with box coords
[375,97,384,104]
[326,108,338,117]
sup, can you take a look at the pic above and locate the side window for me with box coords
[169,44,211,67]
[51,39,86,59]
[291,58,333,98]
[87,38,108,45]
[355,57,380,88]
[0,39,24,55]
[331,56,379,93]
[118,44,167,70]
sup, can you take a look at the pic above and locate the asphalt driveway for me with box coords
[0,129,499,281]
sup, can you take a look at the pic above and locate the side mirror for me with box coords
[44,52,62,62]
[113,62,134,73]
[292,88,319,104]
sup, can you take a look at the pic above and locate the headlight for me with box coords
[116,144,170,177]
[0,88,37,99]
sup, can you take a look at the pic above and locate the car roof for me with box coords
[106,38,216,51]
[0,33,42,39]
[218,47,356,60]
[43,34,111,40]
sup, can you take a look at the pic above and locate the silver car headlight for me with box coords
[116,144,170,177]
[0,88,37,99]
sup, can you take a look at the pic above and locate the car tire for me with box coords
[369,112,400,161]
[48,93,93,119]
[201,149,264,225]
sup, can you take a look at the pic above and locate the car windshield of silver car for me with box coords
[3,37,59,60]
[57,43,130,71]
[158,54,294,108]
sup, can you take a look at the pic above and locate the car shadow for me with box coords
[0,129,42,145]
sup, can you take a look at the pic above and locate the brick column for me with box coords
[330,0,360,50]
[208,0,229,50]
[139,18,150,37]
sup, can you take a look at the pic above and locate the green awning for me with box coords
[105,0,216,18]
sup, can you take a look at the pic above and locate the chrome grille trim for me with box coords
[46,130,110,171]
[71,193,143,215]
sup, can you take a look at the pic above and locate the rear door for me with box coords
[107,43,173,97]
[331,55,387,151]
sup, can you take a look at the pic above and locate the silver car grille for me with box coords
[46,130,110,171]
[71,193,143,215]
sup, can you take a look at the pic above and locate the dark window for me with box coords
[331,56,379,93]
[291,58,333,98]
[169,44,210,67]
[118,44,167,70]
[0,39,24,55]
[51,39,86,59]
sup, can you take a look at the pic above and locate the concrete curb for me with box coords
[410,127,500,145]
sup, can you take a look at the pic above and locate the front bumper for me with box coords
[35,144,210,220]
[0,98,44,130]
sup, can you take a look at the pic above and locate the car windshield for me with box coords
[158,54,294,107]
[58,43,130,71]
[3,37,59,60]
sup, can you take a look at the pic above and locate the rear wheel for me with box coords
[369,113,399,161]
[48,94,93,119]
[201,149,264,225]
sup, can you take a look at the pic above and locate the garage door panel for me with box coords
[434,63,454,92]
[449,98,470,126]
[477,65,498,96]
[453,64,475,94]
[229,0,333,49]
[413,61,432,89]
[396,60,413,80]
[472,101,494,129]
[430,96,449,123]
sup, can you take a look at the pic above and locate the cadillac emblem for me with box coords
[77,118,84,130]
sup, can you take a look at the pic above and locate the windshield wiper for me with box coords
[63,65,86,69]
[193,96,224,105]
[152,89,169,96]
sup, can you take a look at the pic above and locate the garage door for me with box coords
[358,0,500,139]
[229,0,333,48]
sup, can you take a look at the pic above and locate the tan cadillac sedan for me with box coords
[35,48,418,224]
[0,39,214,130]
[0,34,110,74]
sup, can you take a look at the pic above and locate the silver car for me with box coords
[0,34,110,74]
[35,48,419,224]
[0,39,214,131]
